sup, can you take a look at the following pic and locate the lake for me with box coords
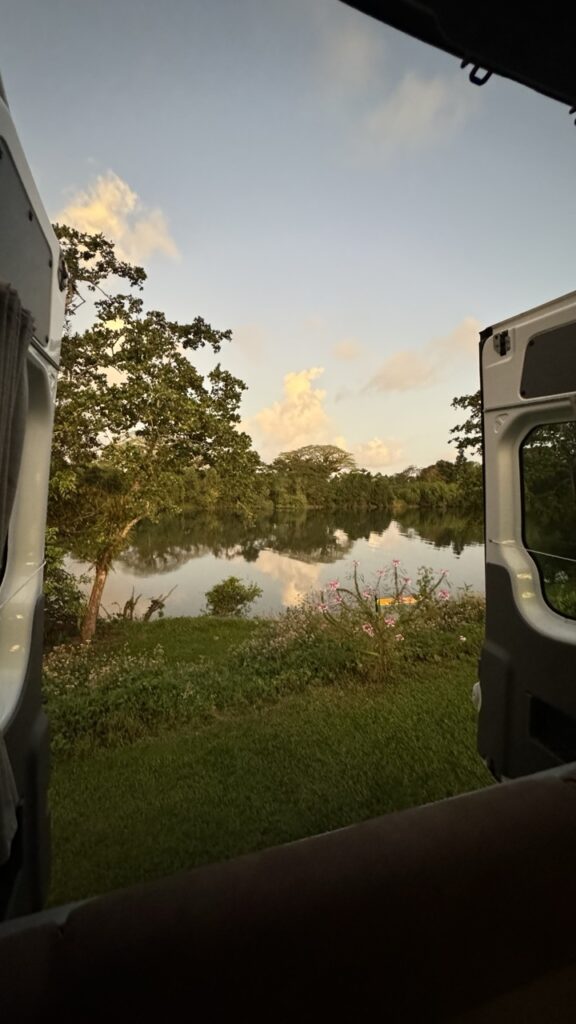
[68,508,485,619]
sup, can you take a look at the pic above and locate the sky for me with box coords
[3,0,576,473]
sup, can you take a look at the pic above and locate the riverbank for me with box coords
[47,611,493,905]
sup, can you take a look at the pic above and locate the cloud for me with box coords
[368,350,437,392]
[56,171,179,263]
[366,316,480,393]
[363,72,478,155]
[244,366,406,471]
[352,437,404,470]
[245,367,331,457]
[315,2,477,158]
[333,338,364,361]
[318,17,387,93]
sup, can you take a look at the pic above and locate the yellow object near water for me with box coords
[377,595,417,606]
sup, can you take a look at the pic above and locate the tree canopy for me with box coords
[50,225,255,641]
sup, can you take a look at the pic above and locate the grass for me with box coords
[48,617,492,905]
[96,615,257,666]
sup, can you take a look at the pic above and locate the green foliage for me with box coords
[236,603,361,690]
[238,562,484,689]
[271,444,356,508]
[43,528,87,645]
[204,576,263,617]
[50,225,256,640]
[43,644,205,754]
[449,391,483,457]
[44,564,485,757]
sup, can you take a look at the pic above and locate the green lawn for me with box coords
[97,614,256,665]
[48,619,492,905]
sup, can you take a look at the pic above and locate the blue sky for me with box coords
[3,0,576,471]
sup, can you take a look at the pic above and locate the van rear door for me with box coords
[479,291,576,779]
[0,81,65,918]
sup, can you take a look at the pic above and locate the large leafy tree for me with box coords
[50,225,254,641]
[271,444,356,508]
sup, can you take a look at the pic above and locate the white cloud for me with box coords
[56,171,179,263]
[363,72,478,155]
[433,316,480,356]
[366,316,480,393]
[244,367,331,457]
[352,437,404,470]
[368,350,437,392]
[244,366,406,470]
[333,337,364,361]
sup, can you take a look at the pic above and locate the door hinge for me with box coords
[493,331,510,357]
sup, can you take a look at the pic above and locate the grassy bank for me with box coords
[48,614,492,906]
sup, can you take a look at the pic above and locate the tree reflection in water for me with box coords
[80,507,485,614]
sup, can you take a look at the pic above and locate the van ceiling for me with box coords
[342,2,576,109]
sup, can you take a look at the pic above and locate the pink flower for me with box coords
[327,579,340,590]
[332,595,343,605]
[362,589,372,598]
[403,577,412,585]
[395,633,404,641]
[392,559,400,567]
[362,623,375,637]
[384,616,396,627]
[438,589,450,601]
[376,568,385,577]
[317,603,328,612]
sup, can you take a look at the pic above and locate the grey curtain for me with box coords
[0,281,32,865]
[0,282,31,558]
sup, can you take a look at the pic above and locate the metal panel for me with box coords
[0,137,52,345]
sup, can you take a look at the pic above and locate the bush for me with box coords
[43,528,87,646]
[43,643,218,754]
[237,562,485,688]
[205,576,262,617]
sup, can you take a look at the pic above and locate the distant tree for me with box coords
[50,225,254,642]
[272,445,356,476]
[419,460,458,484]
[271,444,356,509]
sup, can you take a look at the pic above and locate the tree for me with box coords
[449,391,482,457]
[271,445,356,508]
[50,226,255,642]
[273,445,356,476]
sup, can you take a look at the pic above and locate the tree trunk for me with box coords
[80,560,110,644]
[79,517,143,643]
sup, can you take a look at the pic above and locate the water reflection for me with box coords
[70,508,485,617]
[395,510,484,556]
[116,510,359,577]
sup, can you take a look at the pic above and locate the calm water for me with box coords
[68,508,485,619]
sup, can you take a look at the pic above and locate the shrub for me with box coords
[311,561,483,682]
[43,528,87,646]
[43,643,218,754]
[205,576,262,617]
